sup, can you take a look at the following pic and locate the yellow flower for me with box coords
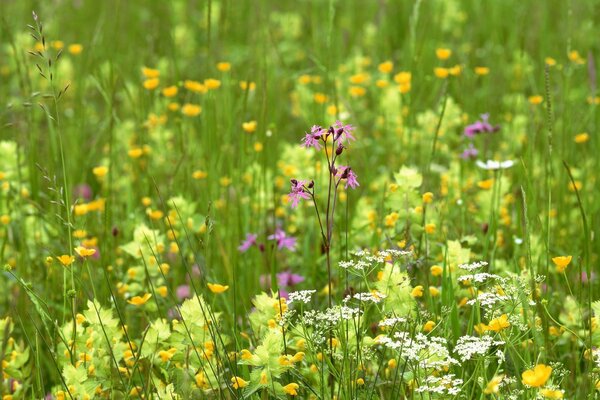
[474,66,490,75]
[143,78,160,90]
[282,383,299,396]
[425,223,436,234]
[217,62,231,72]
[207,283,229,294]
[92,166,108,178]
[253,142,263,152]
[435,48,452,60]
[521,364,552,387]
[127,293,152,306]
[552,255,572,273]
[240,349,253,360]
[0,215,10,225]
[313,93,328,104]
[349,73,369,84]
[259,371,268,385]
[68,44,83,55]
[422,192,434,203]
[394,71,411,85]
[51,40,64,50]
[528,95,543,105]
[429,287,440,297]
[142,67,160,78]
[378,60,393,73]
[162,86,178,97]
[574,132,589,143]
[349,86,366,97]
[477,179,494,190]
[184,80,207,93]
[430,265,443,277]
[74,246,96,257]
[57,255,75,266]
[483,375,504,394]
[220,177,232,187]
[545,57,557,66]
[192,170,208,179]
[204,78,221,89]
[298,75,312,85]
[231,376,248,389]
[448,65,461,76]
[540,389,563,399]
[423,320,436,332]
[434,67,449,79]
[375,79,389,88]
[182,103,202,117]
[242,121,257,133]
[356,378,365,386]
[487,314,510,332]
[411,285,424,298]
[239,81,256,90]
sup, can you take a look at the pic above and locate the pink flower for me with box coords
[336,166,359,189]
[288,179,311,208]
[238,233,257,252]
[301,125,324,150]
[268,228,297,251]
[464,113,499,137]
[333,120,356,143]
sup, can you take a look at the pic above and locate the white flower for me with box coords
[287,290,316,304]
[476,159,514,170]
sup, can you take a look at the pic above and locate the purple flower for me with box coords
[464,113,499,137]
[277,270,305,287]
[73,184,93,201]
[238,233,257,252]
[288,179,311,208]
[333,120,356,143]
[336,166,359,189]
[461,143,479,159]
[268,228,297,251]
[176,285,191,300]
[301,125,324,150]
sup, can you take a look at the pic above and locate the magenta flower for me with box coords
[464,113,499,137]
[336,166,359,189]
[461,143,479,159]
[333,120,356,143]
[268,228,297,251]
[176,285,191,300]
[238,233,258,252]
[277,270,305,286]
[301,125,324,150]
[288,179,311,208]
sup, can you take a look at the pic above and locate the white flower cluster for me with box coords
[459,272,501,284]
[379,332,458,369]
[459,260,489,271]
[454,335,504,362]
[340,249,410,271]
[353,291,387,303]
[378,317,407,327]
[301,305,362,328]
[287,290,316,304]
[467,292,508,308]
[415,374,463,395]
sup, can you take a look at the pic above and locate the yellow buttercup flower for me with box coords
[483,375,504,394]
[162,86,178,97]
[68,44,83,55]
[552,255,572,273]
[436,48,452,60]
[92,166,108,178]
[411,285,424,298]
[434,67,449,79]
[217,62,231,72]
[242,121,257,133]
[521,364,552,387]
[430,265,443,277]
[528,95,543,105]
[475,66,490,75]
[74,246,96,257]
[207,283,229,294]
[143,78,159,90]
[540,389,563,399]
[127,293,152,306]
[142,67,160,78]
[182,103,202,117]
[57,255,75,266]
[574,132,589,144]
[423,320,436,332]
[204,78,221,89]
[487,314,510,332]
[477,179,494,190]
[378,60,393,73]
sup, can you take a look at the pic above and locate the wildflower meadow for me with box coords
[1,0,600,398]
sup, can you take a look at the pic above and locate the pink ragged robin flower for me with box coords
[288,179,312,208]
[336,166,359,189]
